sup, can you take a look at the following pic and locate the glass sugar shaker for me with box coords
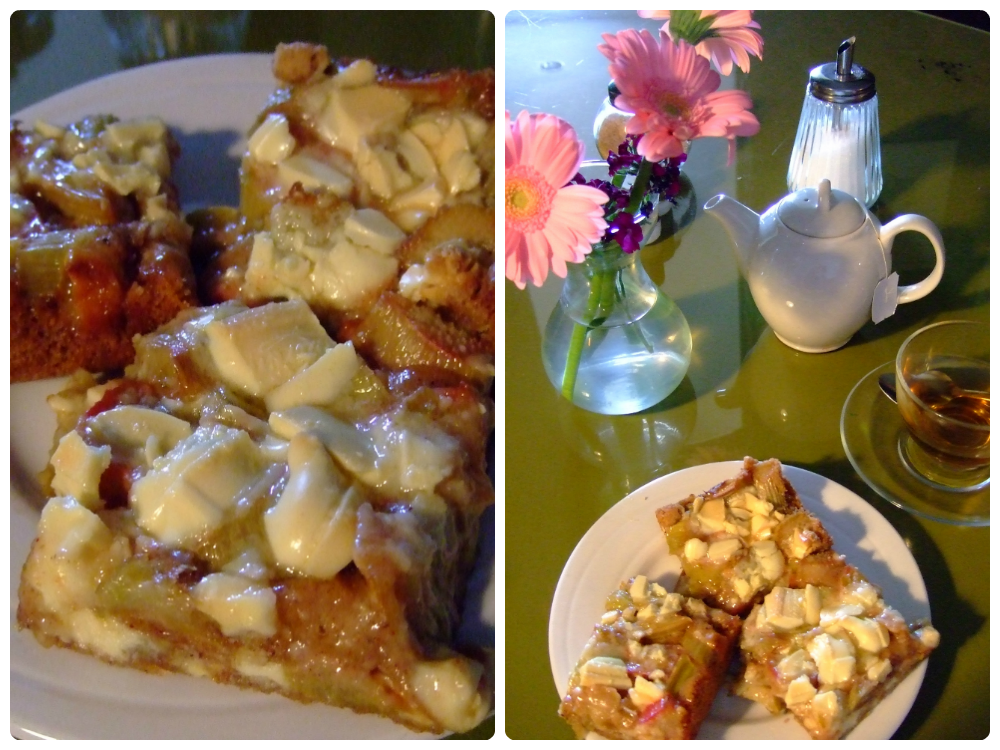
[787,37,882,207]
[593,81,631,160]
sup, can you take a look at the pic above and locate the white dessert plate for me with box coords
[548,461,931,740]
[10,55,494,740]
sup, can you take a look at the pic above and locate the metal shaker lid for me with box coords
[808,37,876,104]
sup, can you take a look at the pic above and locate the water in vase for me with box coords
[542,293,692,415]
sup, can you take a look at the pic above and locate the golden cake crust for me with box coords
[10,117,197,382]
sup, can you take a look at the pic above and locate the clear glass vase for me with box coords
[542,244,692,415]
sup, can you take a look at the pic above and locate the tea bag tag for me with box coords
[872,272,899,323]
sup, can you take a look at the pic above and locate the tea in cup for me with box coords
[895,320,989,491]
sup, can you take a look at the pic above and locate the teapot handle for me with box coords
[880,214,946,304]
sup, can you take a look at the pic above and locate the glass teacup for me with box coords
[895,320,989,491]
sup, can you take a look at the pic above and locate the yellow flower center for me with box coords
[505,165,556,231]
[657,92,691,120]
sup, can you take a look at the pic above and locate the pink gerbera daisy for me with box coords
[505,111,609,289]
[598,29,760,164]
[638,10,764,76]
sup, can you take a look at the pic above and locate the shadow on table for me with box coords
[11,10,54,76]
[174,129,246,211]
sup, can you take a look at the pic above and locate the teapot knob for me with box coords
[817,179,832,212]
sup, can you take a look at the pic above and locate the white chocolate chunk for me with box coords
[751,539,785,581]
[264,343,360,412]
[389,178,444,215]
[313,238,398,309]
[697,498,726,532]
[764,587,806,630]
[33,119,65,139]
[248,113,296,164]
[37,495,113,560]
[396,130,439,180]
[867,658,892,682]
[410,658,489,734]
[332,59,377,88]
[192,573,277,637]
[733,576,752,600]
[804,583,822,626]
[264,432,361,578]
[750,514,774,538]
[808,633,856,687]
[629,575,650,608]
[629,675,666,710]
[276,153,353,196]
[744,495,773,516]
[683,537,708,560]
[706,537,743,563]
[343,208,405,255]
[49,431,112,511]
[130,425,270,546]
[811,690,841,723]
[441,149,481,195]
[205,300,334,398]
[840,616,890,653]
[578,656,632,689]
[660,593,684,614]
[918,625,940,649]
[268,406,376,476]
[89,405,193,466]
[776,649,815,681]
[820,603,865,627]
[319,84,410,155]
[784,674,818,706]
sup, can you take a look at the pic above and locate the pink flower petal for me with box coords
[600,29,757,162]
[648,9,763,74]
[504,110,608,288]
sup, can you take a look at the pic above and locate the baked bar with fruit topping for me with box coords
[655,457,833,616]
[736,560,939,739]
[17,299,493,734]
[558,575,741,739]
[191,43,494,388]
[10,116,197,382]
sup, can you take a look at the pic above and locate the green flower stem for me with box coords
[625,159,654,215]
[561,158,654,402]
[561,261,613,400]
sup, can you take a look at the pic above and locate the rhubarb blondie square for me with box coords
[17,299,493,734]
[736,557,939,739]
[655,457,834,616]
[11,116,197,382]
[558,575,742,739]
[191,43,495,388]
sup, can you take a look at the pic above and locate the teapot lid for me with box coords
[778,179,867,238]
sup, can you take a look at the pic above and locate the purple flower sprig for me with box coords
[571,135,685,253]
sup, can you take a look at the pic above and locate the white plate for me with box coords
[10,56,494,740]
[548,461,930,740]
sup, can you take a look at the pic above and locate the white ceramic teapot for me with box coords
[705,179,945,352]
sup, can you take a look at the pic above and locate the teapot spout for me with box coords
[704,194,760,277]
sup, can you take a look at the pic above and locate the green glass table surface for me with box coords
[504,10,988,740]
[10,9,494,741]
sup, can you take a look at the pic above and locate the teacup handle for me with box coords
[879,215,946,303]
